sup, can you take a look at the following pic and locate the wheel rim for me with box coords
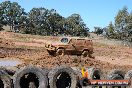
[57,49,64,56]
[82,51,88,57]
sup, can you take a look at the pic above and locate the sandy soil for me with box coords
[0,31,132,76]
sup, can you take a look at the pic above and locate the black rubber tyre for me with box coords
[56,49,65,56]
[125,70,132,88]
[13,66,48,88]
[125,70,132,79]
[0,69,12,88]
[107,69,125,80]
[48,65,77,88]
[107,69,125,88]
[79,77,90,87]
[82,51,88,57]
[47,50,55,56]
[87,67,102,80]
[87,67,102,88]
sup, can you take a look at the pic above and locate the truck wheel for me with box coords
[13,66,48,88]
[47,50,56,56]
[56,49,65,56]
[0,69,12,88]
[107,69,125,88]
[82,51,88,57]
[125,70,132,88]
[48,65,77,88]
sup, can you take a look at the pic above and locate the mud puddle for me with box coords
[0,59,22,66]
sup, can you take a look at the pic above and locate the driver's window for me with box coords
[61,38,68,43]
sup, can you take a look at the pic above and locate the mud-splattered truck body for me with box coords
[45,37,93,57]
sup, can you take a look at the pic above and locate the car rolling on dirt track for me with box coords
[45,37,94,57]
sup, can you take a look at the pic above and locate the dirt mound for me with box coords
[0,38,14,47]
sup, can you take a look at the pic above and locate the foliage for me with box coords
[0,1,27,32]
[104,6,132,42]
[94,27,103,35]
[0,1,89,37]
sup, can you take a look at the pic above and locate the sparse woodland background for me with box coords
[0,1,132,42]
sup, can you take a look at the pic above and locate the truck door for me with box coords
[68,39,77,53]
[75,39,85,52]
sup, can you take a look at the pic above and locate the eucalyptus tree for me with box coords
[66,14,89,36]
[0,1,26,32]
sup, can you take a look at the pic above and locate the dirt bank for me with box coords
[0,31,132,76]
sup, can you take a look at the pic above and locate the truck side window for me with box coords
[76,39,84,45]
[69,39,76,44]
[61,38,68,43]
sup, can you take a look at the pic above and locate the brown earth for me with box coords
[0,31,132,77]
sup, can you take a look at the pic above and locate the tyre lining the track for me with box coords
[107,70,125,88]
[0,79,4,88]
[124,70,132,88]
[20,72,39,88]
[90,68,102,88]
[48,66,77,88]
[92,70,101,80]
[56,72,71,88]
[13,66,48,88]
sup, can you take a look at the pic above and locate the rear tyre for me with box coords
[82,51,88,57]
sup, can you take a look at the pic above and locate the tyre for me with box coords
[87,67,102,80]
[125,70,132,79]
[79,77,90,87]
[107,69,125,88]
[13,66,48,88]
[125,70,132,88]
[82,51,88,57]
[87,67,102,88]
[56,49,65,56]
[107,69,125,80]
[48,65,77,88]
[0,69,12,88]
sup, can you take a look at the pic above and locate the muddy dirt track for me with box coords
[0,31,132,76]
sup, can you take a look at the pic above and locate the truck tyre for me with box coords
[82,51,88,57]
[48,65,77,88]
[0,69,12,88]
[47,50,55,56]
[125,70,132,88]
[56,49,65,56]
[13,66,48,88]
[107,69,125,88]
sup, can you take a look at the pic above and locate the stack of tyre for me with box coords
[0,66,132,88]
